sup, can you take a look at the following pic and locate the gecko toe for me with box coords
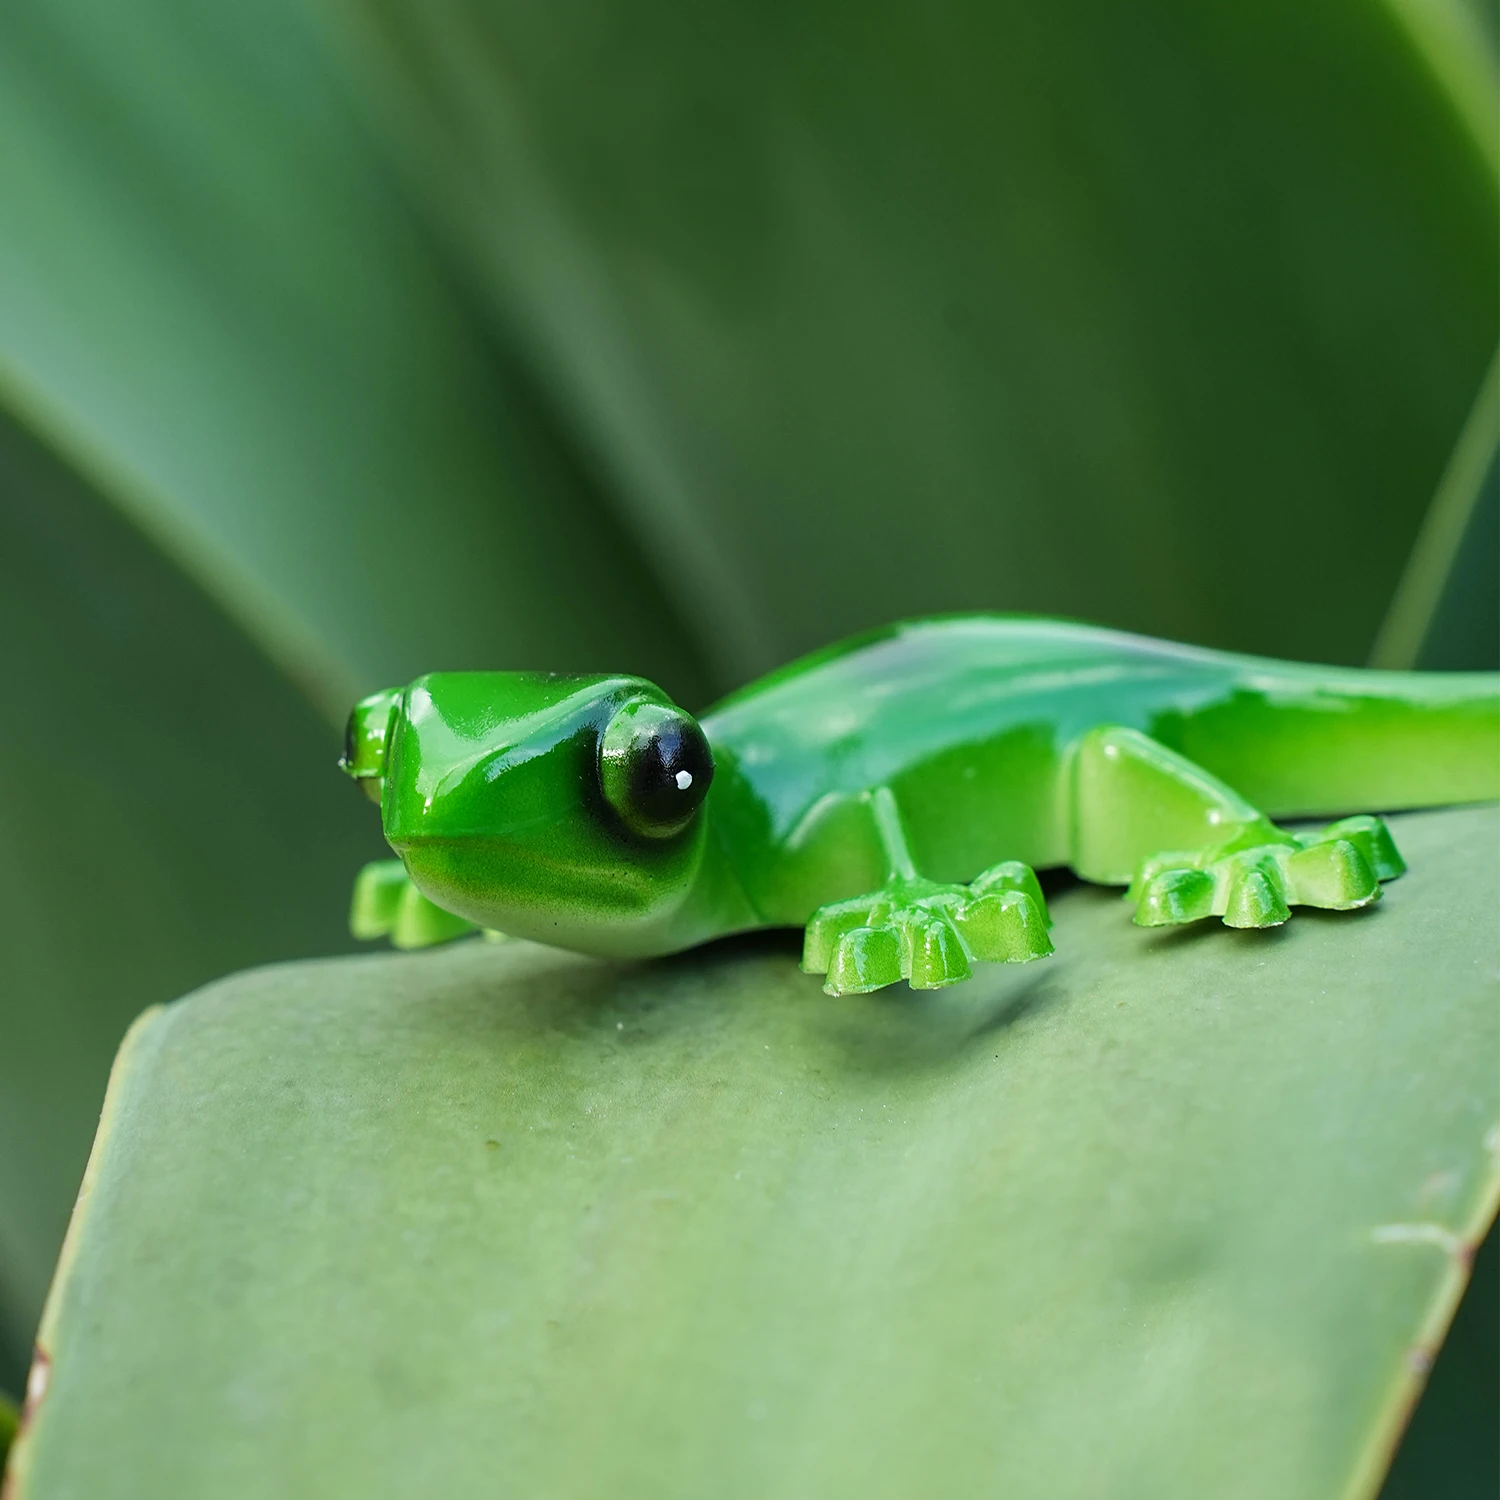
[350,859,410,940]
[390,883,479,948]
[970,859,1053,927]
[1130,819,1392,934]
[351,859,477,948]
[906,915,973,989]
[1284,838,1380,910]
[1302,815,1404,882]
[1135,867,1216,926]
[954,889,1054,960]
[1221,855,1291,928]
[802,895,880,974]
[824,924,904,995]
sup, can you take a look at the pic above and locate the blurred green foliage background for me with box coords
[0,0,1493,1488]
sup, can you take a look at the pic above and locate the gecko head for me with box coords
[340,672,715,954]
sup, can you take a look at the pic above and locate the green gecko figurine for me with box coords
[340,616,1499,995]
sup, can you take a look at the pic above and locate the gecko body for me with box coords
[342,617,1499,994]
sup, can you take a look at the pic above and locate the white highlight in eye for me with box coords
[675,770,694,790]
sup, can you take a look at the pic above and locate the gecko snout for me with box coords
[340,687,401,803]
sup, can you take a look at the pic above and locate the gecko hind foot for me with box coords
[1129,815,1405,931]
[350,859,478,948]
[802,860,1054,996]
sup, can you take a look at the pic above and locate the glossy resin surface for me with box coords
[342,617,1499,994]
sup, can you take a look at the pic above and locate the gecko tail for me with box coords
[1157,668,1500,820]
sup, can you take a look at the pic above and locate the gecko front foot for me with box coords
[350,859,478,948]
[801,860,1054,996]
[1128,815,1405,930]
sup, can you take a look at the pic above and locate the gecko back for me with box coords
[701,617,1497,989]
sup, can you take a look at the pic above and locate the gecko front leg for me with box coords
[800,788,1054,995]
[1070,728,1405,929]
[350,859,479,949]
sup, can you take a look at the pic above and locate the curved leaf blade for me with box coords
[10,806,1496,1497]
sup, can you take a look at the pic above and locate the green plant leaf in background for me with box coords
[341,0,1497,684]
[1372,350,1500,673]
[0,0,710,714]
[7,806,1495,1499]
[0,0,714,1387]
[0,1392,15,1476]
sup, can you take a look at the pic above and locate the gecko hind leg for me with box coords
[350,859,478,949]
[802,859,1054,997]
[1130,815,1405,930]
[1071,727,1406,933]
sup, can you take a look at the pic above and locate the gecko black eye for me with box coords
[599,699,714,839]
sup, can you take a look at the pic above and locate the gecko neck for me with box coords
[652,809,763,954]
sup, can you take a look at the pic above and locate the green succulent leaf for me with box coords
[9,805,1495,1498]
[1379,1213,1499,1498]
